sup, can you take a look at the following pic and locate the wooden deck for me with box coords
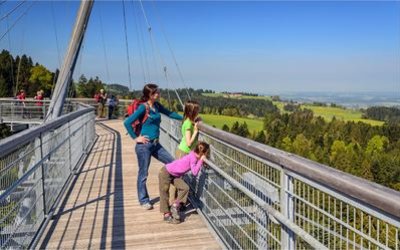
[37,120,221,249]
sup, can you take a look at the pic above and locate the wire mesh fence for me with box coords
[0,105,95,248]
[0,99,79,125]
[160,115,400,250]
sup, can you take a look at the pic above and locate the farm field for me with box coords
[201,93,384,126]
[200,113,264,132]
[301,105,384,126]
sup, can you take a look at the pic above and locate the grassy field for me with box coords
[272,102,384,126]
[200,113,264,133]
[202,93,268,100]
[301,105,384,126]
[201,93,384,126]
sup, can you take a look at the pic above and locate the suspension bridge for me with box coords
[0,0,399,249]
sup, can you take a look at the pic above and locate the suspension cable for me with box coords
[135,1,151,83]
[150,0,191,101]
[14,14,26,96]
[49,1,61,99]
[51,0,61,68]
[0,0,25,22]
[6,17,15,92]
[164,66,172,109]
[15,57,22,96]
[164,66,183,109]
[0,1,34,42]
[139,0,161,84]
[139,0,184,108]
[122,0,132,90]
[98,4,110,81]
[131,0,147,85]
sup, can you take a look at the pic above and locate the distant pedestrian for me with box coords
[107,94,118,119]
[96,89,107,118]
[16,90,27,117]
[16,89,26,103]
[34,90,44,106]
[34,90,44,118]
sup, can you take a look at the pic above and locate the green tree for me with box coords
[0,50,15,97]
[329,140,358,173]
[292,134,312,158]
[265,118,285,146]
[0,124,11,139]
[371,153,400,190]
[366,135,389,156]
[222,124,230,132]
[29,64,53,96]
[14,54,33,95]
[254,130,266,143]
[281,136,292,152]
[230,121,240,135]
[237,122,250,137]
[76,75,104,98]
[76,74,88,97]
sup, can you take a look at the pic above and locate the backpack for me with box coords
[126,99,150,136]
[94,93,100,102]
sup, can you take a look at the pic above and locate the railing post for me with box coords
[281,171,295,249]
[169,119,174,156]
[42,105,46,119]
[68,121,72,171]
[40,133,47,216]
[83,121,87,153]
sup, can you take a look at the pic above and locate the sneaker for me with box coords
[163,214,180,224]
[170,204,180,220]
[179,203,189,212]
[141,202,153,210]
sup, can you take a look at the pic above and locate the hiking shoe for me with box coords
[170,204,180,220]
[163,214,180,224]
[141,202,153,210]
[179,203,189,212]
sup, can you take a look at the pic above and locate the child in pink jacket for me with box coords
[158,141,210,223]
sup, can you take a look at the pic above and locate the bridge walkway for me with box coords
[36,120,220,249]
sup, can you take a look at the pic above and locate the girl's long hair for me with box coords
[141,83,159,101]
[194,141,210,157]
[183,100,200,123]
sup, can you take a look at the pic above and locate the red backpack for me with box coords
[94,93,100,102]
[126,99,150,136]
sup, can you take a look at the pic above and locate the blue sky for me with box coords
[1,1,399,94]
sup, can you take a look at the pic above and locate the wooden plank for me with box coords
[36,120,221,249]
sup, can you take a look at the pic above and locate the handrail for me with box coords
[205,158,328,249]
[198,122,400,220]
[0,103,96,249]
[159,116,400,249]
[0,105,94,157]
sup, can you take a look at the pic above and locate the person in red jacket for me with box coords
[16,90,27,117]
[34,90,44,118]
[34,90,44,106]
[16,89,26,101]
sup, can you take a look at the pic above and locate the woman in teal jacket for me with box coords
[124,83,182,210]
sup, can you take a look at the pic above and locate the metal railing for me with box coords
[160,115,400,250]
[0,103,96,249]
[0,99,80,125]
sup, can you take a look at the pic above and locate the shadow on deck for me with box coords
[37,120,220,249]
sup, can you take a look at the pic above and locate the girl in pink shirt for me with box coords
[158,142,210,223]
